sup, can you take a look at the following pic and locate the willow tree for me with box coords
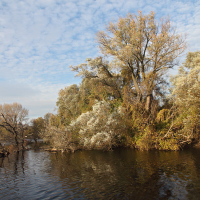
[96,11,186,112]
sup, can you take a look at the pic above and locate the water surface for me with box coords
[1,148,200,199]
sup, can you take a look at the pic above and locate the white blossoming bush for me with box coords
[70,100,125,150]
[171,51,200,109]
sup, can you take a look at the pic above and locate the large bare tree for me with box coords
[0,103,28,150]
[96,11,186,112]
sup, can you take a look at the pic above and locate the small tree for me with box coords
[56,84,82,125]
[30,117,45,143]
[0,103,28,150]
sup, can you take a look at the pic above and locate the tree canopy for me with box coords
[96,11,186,111]
[0,103,28,150]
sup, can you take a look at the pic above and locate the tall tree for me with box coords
[0,103,28,150]
[96,11,186,112]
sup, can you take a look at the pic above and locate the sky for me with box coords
[0,0,199,119]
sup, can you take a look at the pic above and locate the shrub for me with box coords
[69,100,126,150]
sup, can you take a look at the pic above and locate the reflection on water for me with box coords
[0,148,200,199]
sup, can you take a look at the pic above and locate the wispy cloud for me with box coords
[0,0,199,118]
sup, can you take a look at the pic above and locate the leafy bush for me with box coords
[43,125,80,152]
[69,100,126,150]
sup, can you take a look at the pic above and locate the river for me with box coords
[0,147,200,199]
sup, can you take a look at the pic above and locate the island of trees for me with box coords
[0,11,199,153]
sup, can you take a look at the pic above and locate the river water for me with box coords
[0,147,200,200]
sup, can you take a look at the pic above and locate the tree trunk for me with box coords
[145,93,153,112]
[14,134,19,151]
[131,74,142,102]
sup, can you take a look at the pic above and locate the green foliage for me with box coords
[109,99,122,113]
[56,84,82,126]
[135,133,154,151]
[158,138,180,151]
[30,117,45,141]
[156,109,169,122]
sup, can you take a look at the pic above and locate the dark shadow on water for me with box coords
[0,157,4,168]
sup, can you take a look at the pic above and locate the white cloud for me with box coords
[0,83,40,99]
[0,0,199,118]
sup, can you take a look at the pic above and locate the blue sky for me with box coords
[0,0,199,119]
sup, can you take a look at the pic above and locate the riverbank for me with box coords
[2,137,200,157]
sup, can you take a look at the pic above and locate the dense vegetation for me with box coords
[1,11,199,152]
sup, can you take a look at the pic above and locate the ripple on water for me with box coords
[0,148,200,199]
